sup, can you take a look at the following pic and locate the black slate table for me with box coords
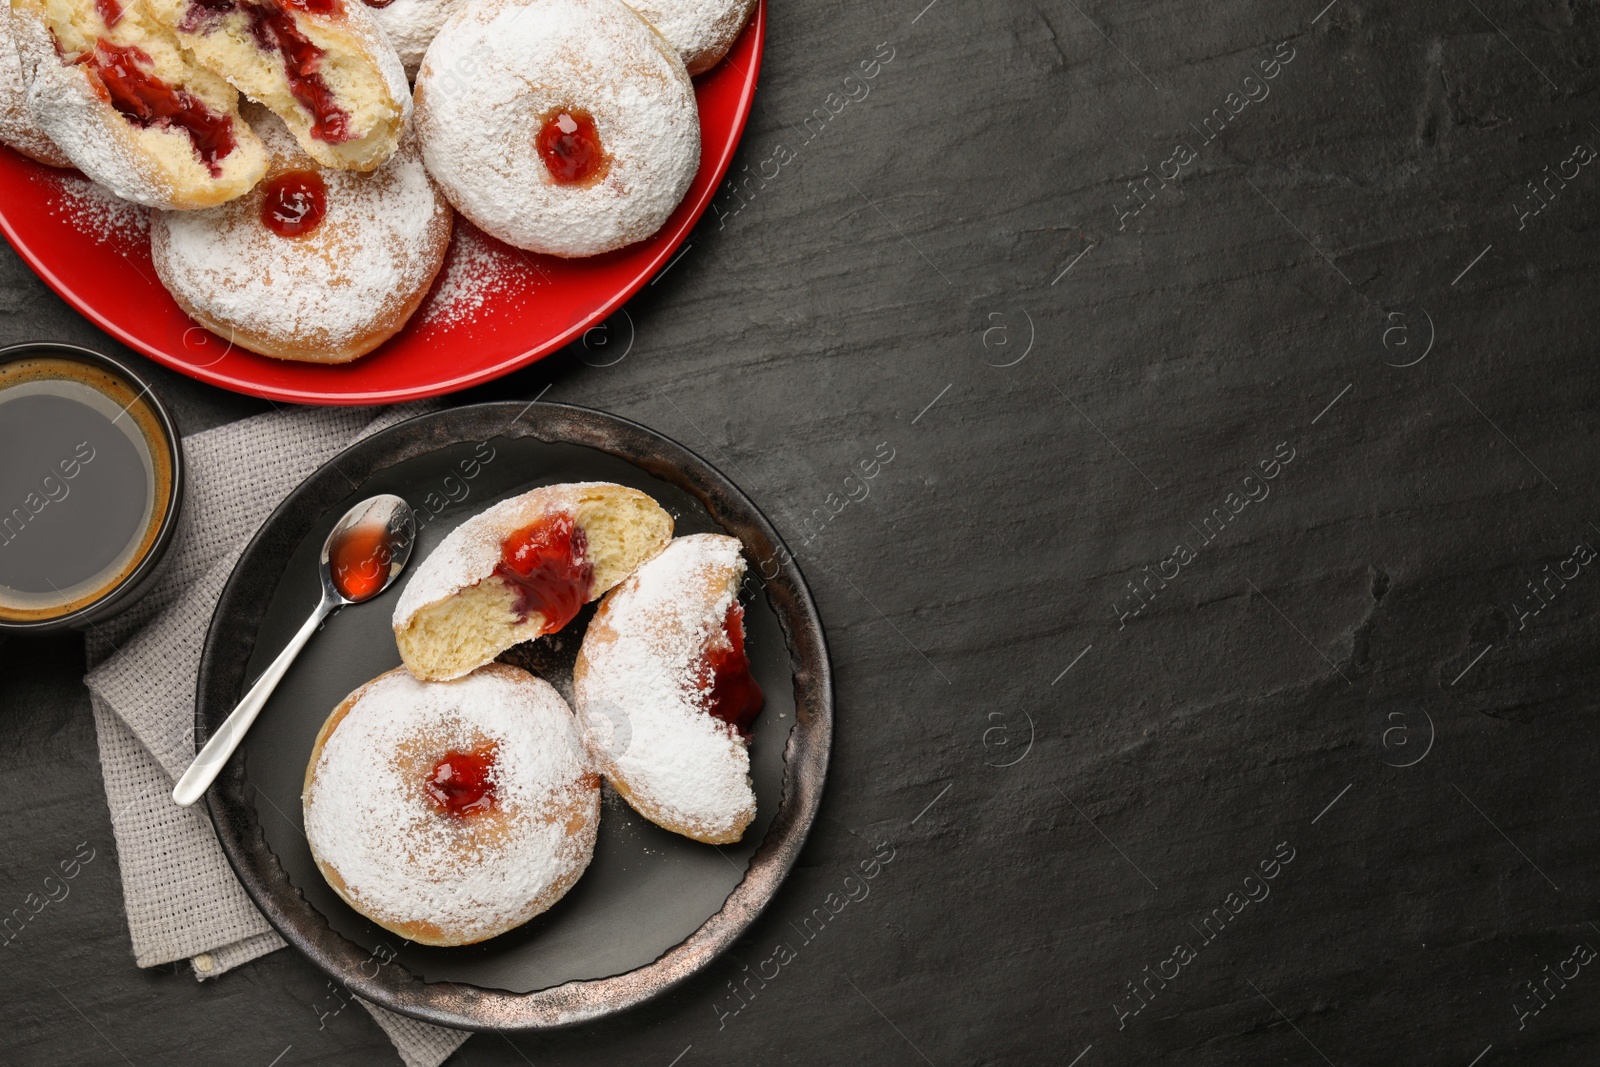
[6,1,1600,1063]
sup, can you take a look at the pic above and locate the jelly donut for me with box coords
[10,0,268,208]
[303,664,600,947]
[0,8,69,166]
[150,108,451,362]
[365,0,468,77]
[574,534,763,845]
[144,0,410,171]
[414,0,699,257]
[623,0,754,76]
[394,482,674,682]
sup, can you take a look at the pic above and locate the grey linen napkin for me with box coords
[80,403,470,1067]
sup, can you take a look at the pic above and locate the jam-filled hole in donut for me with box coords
[696,602,764,738]
[493,514,594,633]
[424,743,498,816]
[261,170,328,238]
[536,109,609,186]
[77,39,240,177]
[180,0,356,144]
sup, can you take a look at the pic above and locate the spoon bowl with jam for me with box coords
[173,493,414,806]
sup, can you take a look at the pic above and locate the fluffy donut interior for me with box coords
[143,0,402,170]
[397,489,673,681]
[23,0,266,198]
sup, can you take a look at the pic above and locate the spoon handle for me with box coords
[172,596,337,807]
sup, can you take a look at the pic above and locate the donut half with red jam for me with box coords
[393,482,674,682]
[144,0,409,171]
[573,534,764,845]
[11,0,268,208]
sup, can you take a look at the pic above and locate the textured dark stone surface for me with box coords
[4,0,1600,1063]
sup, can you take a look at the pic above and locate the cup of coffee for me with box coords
[0,343,184,633]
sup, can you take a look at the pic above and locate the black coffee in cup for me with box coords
[0,347,181,628]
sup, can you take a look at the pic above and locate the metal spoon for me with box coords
[172,494,415,807]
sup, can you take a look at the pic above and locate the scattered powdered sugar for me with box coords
[414,224,524,331]
[575,533,754,841]
[303,666,597,942]
[47,173,151,248]
[413,0,699,256]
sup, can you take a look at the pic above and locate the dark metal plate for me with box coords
[195,402,831,1031]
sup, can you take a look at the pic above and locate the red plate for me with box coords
[0,4,763,406]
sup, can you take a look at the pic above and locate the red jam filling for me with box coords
[182,0,355,144]
[536,109,606,185]
[96,0,123,26]
[261,169,327,237]
[329,522,388,600]
[424,744,498,816]
[359,0,394,8]
[695,603,764,738]
[78,40,237,177]
[493,514,593,632]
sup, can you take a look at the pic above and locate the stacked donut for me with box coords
[1,0,755,361]
[302,482,768,946]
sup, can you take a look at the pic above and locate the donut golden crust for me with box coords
[0,7,69,166]
[574,534,757,845]
[10,0,268,208]
[393,482,674,682]
[150,108,451,362]
[302,665,600,947]
[622,0,753,76]
[414,0,699,257]
[142,0,409,171]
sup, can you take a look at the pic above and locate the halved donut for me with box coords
[393,482,674,681]
[1,7,70,166]
[143,0,409,171]
[573,534,763,845]
[303,664,600,947]
[11,0,268,207]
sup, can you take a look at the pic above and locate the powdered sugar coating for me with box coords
[150,110,451,362]
[622,0,754,76]
[0,7,68,166]
[368,0,470,76]
[575,534,754,842]
[303,665,598,944]
[414,0,699,257]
